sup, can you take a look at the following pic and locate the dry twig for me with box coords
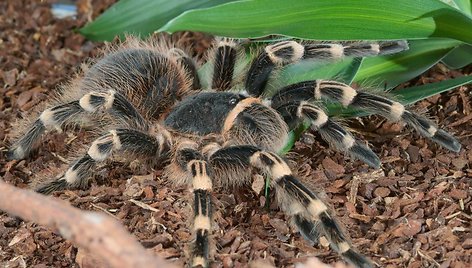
[0,180,177,268]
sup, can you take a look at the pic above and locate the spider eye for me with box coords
[229,98,238,105]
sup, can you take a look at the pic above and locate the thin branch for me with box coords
[0,180,178,268]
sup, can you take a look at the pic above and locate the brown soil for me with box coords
[1,1,471,268]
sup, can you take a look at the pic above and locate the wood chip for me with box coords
[129,199,159,212]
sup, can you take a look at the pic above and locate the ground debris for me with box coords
[0,0,470,267]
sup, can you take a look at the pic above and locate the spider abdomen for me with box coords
[223,99,289,152]
[81,48,191,119]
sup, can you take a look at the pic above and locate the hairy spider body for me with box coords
[8,36,461,268]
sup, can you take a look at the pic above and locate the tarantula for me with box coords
[7,36,460,267]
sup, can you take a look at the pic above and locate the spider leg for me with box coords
[173,145,213,268]
[245,40,408,97]
[36,128,170,194]
[271,80,461,152]
[190,178,212,268]
[274,100,380,168]
[169,48,201,90]
[8,90,149,160]
[211,38,238,90]
[209,146,372,268]
[276,176,373,268]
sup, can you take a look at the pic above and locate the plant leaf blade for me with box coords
[396,75,472,105]
[79,0,235,41]
[161,0,472,44]
[441,44,472,69]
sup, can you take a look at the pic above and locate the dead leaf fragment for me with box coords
[2,68,19,87]
[392,219,422,237]
[8,229,31,247]
[252,174,265,194]
[269,218,290,234]
[322,157,345,176]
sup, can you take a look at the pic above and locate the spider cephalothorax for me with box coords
[7,36,460,268]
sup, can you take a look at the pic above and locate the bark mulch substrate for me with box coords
[1,1,471,267]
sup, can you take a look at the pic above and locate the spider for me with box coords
[7,36,461,268]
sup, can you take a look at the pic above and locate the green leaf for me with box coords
[396,75,472,105]
[341,57,364,85]
[279,121,311,155]
[79,0,235,41]
[161,0,472,44]
[272,57,361,91]
[354,39,462,89]
[441,44,472,69]
[453,0,472,14]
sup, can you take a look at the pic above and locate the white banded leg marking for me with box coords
[390,101,405,121]
[318,81,358,107]
[305,44,340,59]
[9,101,83,160]
[265,41,305,64]
[11,146,26,160]
[277,175,329,216]
[312,111,329,128]
[307,199,328,217]
[212,38,238,90]
[64,167,79,184]
[330,44,344,58]
[370,43,380,54]
[339,85,357,107]
[10,89,145,162]
[192,257,206,267]
[249,151,291,180]
[427,125,438,136]
[39,108,62,132]
[87,130,122,162]
[87,140,111,162]
[271,161,292,179]
[193,215,211,231]
[79,93,97,112]
[344,43,382,56]
[188,160,213,191]
[314,80,321,99]
[79,90,116,112]
[342,134,355,150]
[338,241,351,253]
[298,103,329,128]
